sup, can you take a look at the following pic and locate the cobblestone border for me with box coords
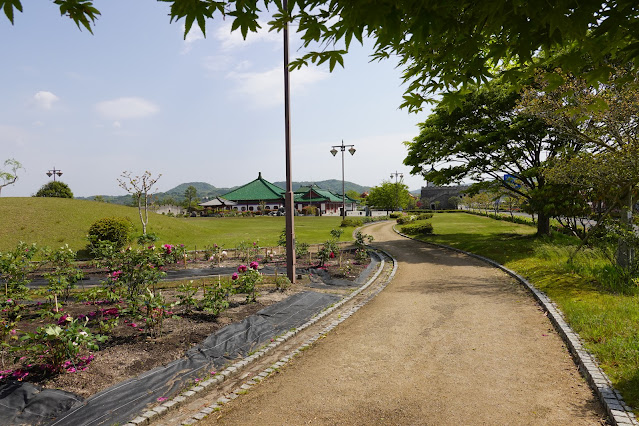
[124,248,396,426]
[393,226,638,426]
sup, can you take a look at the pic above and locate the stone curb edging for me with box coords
[124,248,397,426]
[392,226,638,426]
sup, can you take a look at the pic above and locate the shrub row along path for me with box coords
[199,221,606,425]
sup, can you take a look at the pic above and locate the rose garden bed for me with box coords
[0,246,370,400]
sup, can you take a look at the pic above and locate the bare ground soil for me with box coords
[203,222,607,425]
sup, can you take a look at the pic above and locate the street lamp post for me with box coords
[46,167,63,182]
[390,171,404,212]
[330,140,356,219]
[282,0,295,283]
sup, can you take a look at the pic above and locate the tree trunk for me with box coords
[616,191,634,269]
[138,196,146,235]
[536,211,551,236]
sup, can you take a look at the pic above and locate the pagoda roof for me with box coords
[198,196,237,207]
[294,184,357,203]
[221,172,285,202]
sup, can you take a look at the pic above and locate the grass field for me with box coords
[0,197,351,253]
[410,212,639,414]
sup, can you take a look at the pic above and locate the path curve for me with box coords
[202,221,606,425]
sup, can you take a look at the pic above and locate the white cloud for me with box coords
[227,64,329,108]
[95,97,159,120]
[33,91,59,110]
[214,20,280,51]
[112,121,122,128]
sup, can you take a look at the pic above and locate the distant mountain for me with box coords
[272,179,370,195]
[79,179,373,205]
[164,182,223,199]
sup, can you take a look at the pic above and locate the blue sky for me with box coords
[0,2,430,197]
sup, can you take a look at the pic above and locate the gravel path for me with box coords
[202,222,606,425]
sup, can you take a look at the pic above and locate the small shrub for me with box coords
[232,263,262,303]
[317,240,339,266]
[302,205,318,216]
[19,316,106,374]
[176,281,198,314]
[330,228,344,239]
[396,216,414,225]
[274,274,291,291]
[389,212,402,219]
[87,217,133,250]
[201,280,231,315]
[295,242,309,258]
[340,218,363,227]
[401,222,434,235]
[137,233,158,245]
[416,213,433,220]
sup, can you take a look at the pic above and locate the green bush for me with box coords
[389,212,402,219]
[396,216,414,225]
[295,242,310,258]
[416,213,434,220]
[401,222,434,235]
[302,205,318,216]
[87,217,133,250]
[34,181,73,198]
[340,218,363,227]
[137,233,158,245]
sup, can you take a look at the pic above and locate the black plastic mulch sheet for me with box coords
[0,382,82,426]
[303,251,380,289]
[25,265,297,288]
[0,291,340,425]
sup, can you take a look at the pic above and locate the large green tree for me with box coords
[4,1,639,110]
[366,180,411,214]
[404,81,582,235]
[34,181,73,198]
[520,68,639,266]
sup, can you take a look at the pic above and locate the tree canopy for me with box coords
[519,68,639,206]
[366,180,411,212]
[184,185,198,210]
[4,1,639,110]
[34,181,73,198]
[403,81,584,235]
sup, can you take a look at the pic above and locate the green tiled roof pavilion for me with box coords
[221,172,285,202]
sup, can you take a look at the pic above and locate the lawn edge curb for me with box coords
[393,225,637,426]
[125,247,396,426]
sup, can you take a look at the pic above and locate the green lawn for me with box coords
[0,197,351,253]
[411,212,639,414]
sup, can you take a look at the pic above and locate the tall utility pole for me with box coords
[390,171,404,212]
[330,140,356,219]
[283,0,296,283]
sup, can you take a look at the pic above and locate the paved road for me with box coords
[202,221,606,425]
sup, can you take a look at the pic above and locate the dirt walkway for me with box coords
[202,222,606,425]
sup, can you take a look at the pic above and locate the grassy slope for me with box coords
[0,198,350,252]
[413,213,639,413]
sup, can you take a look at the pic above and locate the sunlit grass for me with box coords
[412,212,639,414]
[0,197,351,253]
